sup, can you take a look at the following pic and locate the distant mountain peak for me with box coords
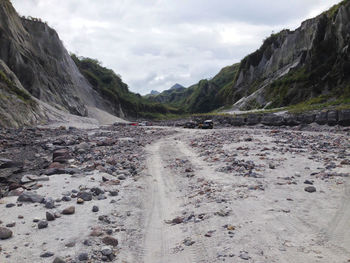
[150,90,160,95]
[170,83,184,90]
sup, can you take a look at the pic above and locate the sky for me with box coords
[12,0,341,95]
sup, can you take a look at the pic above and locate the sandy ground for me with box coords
[0,127,350,262]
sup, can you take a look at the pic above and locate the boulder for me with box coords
[17,191,44,203]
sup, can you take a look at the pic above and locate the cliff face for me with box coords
[0,0,115,123]
[229,0,350,110]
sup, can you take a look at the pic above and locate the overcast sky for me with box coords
[12,0,340,95]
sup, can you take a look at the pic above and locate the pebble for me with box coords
[5,203,15,208]
[102,236,119,247]
[45,198,55,209]
[77,192,92,201]
[78,252,89,261]
[6,222,16,228]
[101,246,113,256]
[46,211,55,221]
[0,227,13,239]
[92,206,99,212]
[38,220,48,229]
[62,206,75,215]
[305,186,317,193]
[40,251,54,258]
[77,198,84,204]
[53,257,66,263]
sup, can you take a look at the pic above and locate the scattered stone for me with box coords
[109,191,118,197]
[77,198,84,204]
[239,251,250,260]
[0,227,13,239]
[45,198,55,209]
[102,236,119,247]
[83,239,92,246]
[6,222,15,228]
[101,246,113,256]
[77,191,92,201]
[17,191,44,203]
[38,220,48,229]
[78,252,89,261]
[305,186,317,193]
[5,203,15,208]
[92,206,99,212]
[183,237,195,246]
[304,180,313,185]
[40,251,54,258]
[53,257,66,263]
[62,206,75,215]
[46,211,55,221]
[62,196,71,202]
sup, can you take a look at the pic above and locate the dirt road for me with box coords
[0,126,349,263]
[138,128,350,263]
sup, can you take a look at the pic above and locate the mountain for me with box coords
[150,90,160,95]
[146,63,240,113]
[0,0,177,127]
[170,83,184,90]
[147,0,350,113]
[223,0,350,111]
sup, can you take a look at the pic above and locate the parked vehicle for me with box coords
[201,120,213,129]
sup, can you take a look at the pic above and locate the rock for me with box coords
[91,187,104,195]
[118,175,126,180]
[6,222,15,228]
[101,246,113,256]
[261,114,285,126]
[77,198,84,204]
[239,251,250,260]
[339,109,350,126]
[62,206,75,215]
[45,198,55,209]
[40,251,54,258]
[315,111,328,125]
[38,220,48,229]
[83,239,92,246]
[0,227,13,239]
[327,110,338,126]
[17,191,44,203]
[109,191,118,197]
[305,186,316,193]
[102,236,118,247]
[46,211,55,221]
[62,196,71,202]
[304,180,313,185]
[5,203,15,208]
[53,257,66,263]
[53,149,70,163]
[78,252,88,261]
[0,158,22,169]
[77,191,92,201]
[183,237,195,246]
[166,216,184,225]
[92,206,99,212]
[90,227,104,237]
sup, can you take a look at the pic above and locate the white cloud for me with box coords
[12,0,341,94]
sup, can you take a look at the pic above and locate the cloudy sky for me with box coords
[12,0,340,95]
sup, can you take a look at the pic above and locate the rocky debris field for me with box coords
[0,124,349,262]
[0,124,175,262]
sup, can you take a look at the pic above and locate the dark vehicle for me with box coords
[184,121,196,129]
[202,120,213,129]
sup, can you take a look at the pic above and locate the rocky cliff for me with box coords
[229,0,350,110]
